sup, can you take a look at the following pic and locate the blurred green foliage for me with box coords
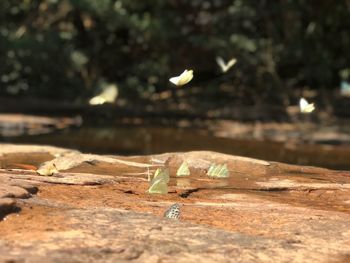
[0,0,350,104]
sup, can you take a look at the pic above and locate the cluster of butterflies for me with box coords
[216,57,317,115]
[147,161,229,195]
[169,56,317,114]
[169,56,236,87]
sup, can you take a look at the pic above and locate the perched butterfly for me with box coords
[147,168,169,194]
[37,162,58,176]
[299,98,315,114]
[164,203,181,219]
[151,168,170,184]
[207,163,229,178]
[216,56,237,73]
[176,161,190,177]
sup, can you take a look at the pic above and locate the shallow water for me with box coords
[1,124,350,170]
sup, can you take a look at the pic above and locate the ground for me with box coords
[0,144,350,262]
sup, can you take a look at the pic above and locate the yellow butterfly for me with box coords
[147,168,169,194]
[207,163,229,178]
[37,162,58,176]
[176,161,190,177]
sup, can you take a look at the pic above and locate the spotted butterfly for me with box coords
[164,203,181,219]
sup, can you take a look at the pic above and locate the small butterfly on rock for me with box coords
[147,168,169,194]
[164,203,181,220]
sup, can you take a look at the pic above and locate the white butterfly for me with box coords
[299,98,315,114]
[164,203,181,219]
[89,84,118,105]
[169,69,194,86]
[216,56,237,73]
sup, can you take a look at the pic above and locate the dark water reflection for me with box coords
[2,124,350,170]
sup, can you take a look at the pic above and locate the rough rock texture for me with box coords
[0,144,350,262]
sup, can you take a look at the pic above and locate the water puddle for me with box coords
[2,124,350,170]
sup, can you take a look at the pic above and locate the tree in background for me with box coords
[0,0,349,107]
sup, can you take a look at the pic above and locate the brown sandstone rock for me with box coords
[0,144,350,262]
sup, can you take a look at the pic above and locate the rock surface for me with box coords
[0,144,350,262]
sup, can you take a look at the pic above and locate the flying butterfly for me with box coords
[89,84,118,105]
[216,56,237,73]
[176,161,190,177]
[169,69,194,86]
[299,97,315,114]
[164,203,181,219]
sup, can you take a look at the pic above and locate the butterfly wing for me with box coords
[216,57,236,72]
[305,103,315,113]
[207,163,215,176]
[299,98,315,113]
[217,164,229,178]
[148,178,168,194]
[148,167,169,194]
[299,98,308,110]
[151,168,169,184]
[211,164,222,176]
[169,76,180,85]
[216,56,226,72]
[226,58,237,69]
[164,203,181,219]
[176,161,190,176]
[207,163,229,178]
